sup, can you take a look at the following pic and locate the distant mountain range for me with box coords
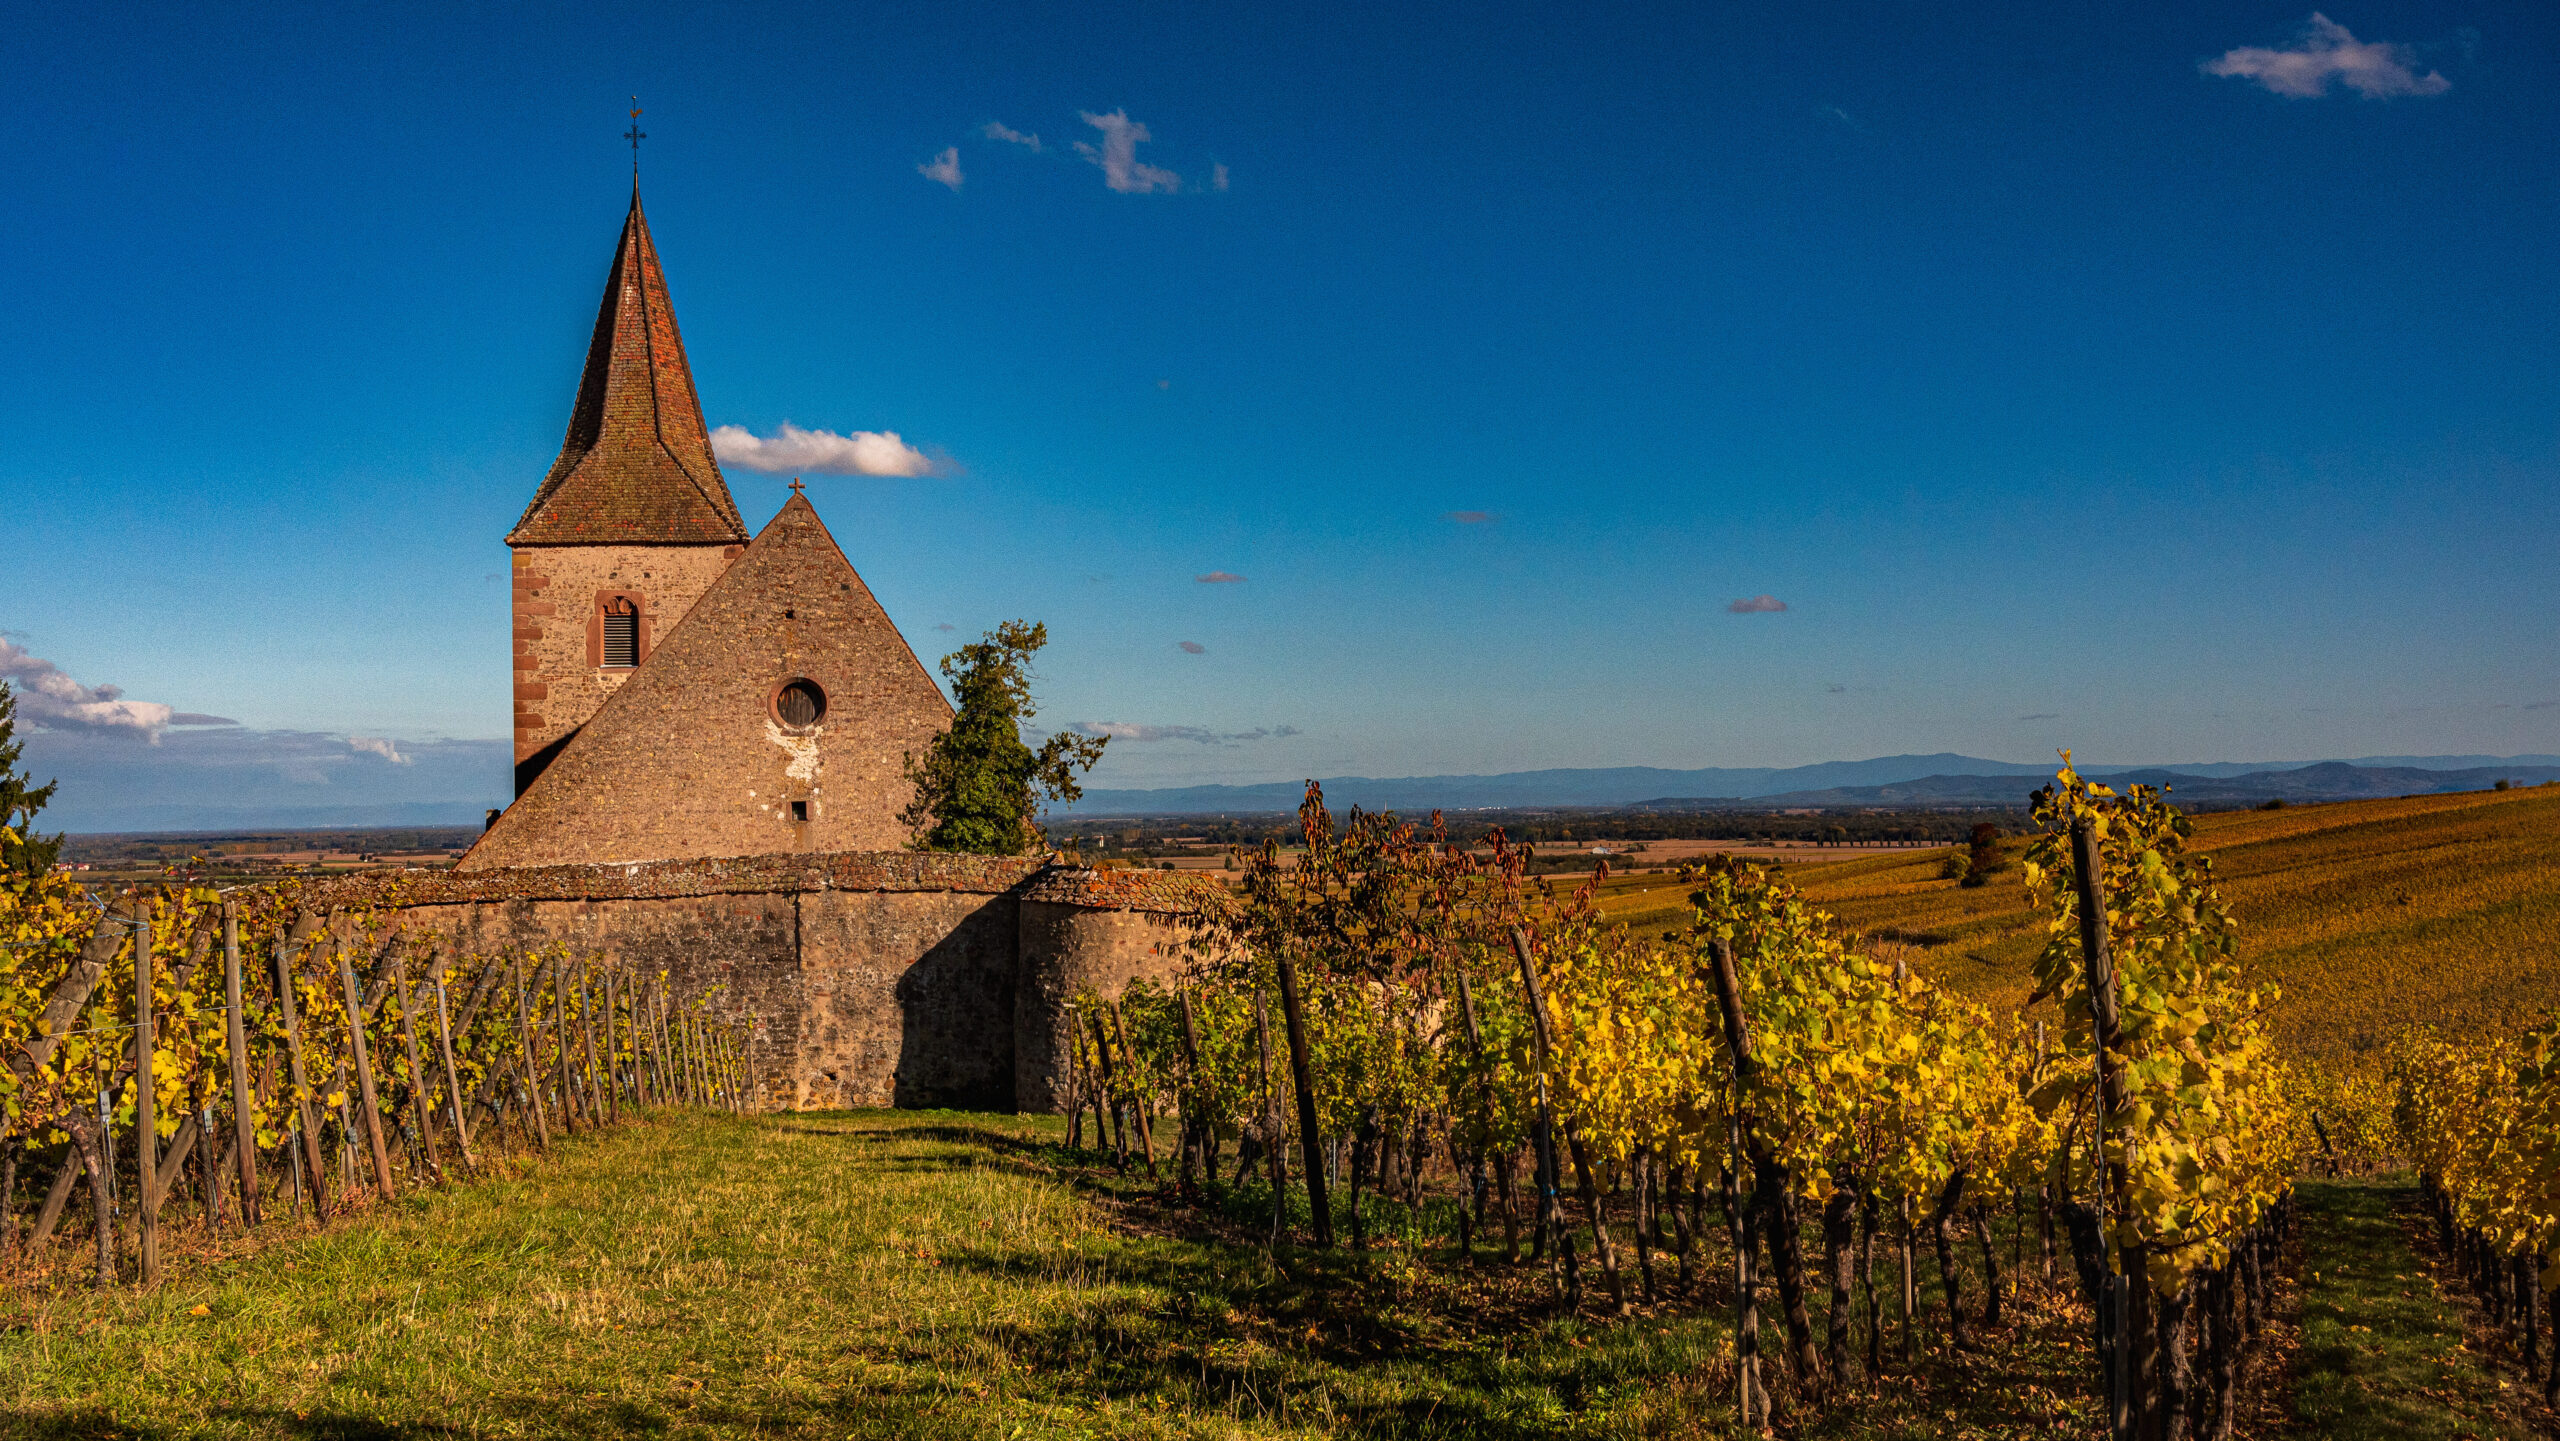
[1060,754,2560,816]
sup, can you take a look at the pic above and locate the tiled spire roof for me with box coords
[508,185,750,546]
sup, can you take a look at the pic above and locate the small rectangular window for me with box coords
[790,800,809,822]
[602,609,639,668]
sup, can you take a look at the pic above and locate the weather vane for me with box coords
[625,97,645,175]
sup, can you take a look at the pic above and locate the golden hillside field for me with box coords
[1587,784,2560,1066]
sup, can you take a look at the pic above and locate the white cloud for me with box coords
[348,736,412,765]
[1727,594,1788,614]
[981,121,1042,152]
[711,423,934,477]
[1075,110,1181,194]
[2204,14,2450,99]
[1194,571,1246,584]
[0,638,178,738]
[918,146,965,190]
[1211,162,1231,192]
[1070,722,1300,745]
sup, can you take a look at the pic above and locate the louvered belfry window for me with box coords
[601,598,640,668]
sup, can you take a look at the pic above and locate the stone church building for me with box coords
[325,186,1207,1113]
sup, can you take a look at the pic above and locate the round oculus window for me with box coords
[775,679,827,729]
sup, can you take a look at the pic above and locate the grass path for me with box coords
[0,1112,1747,1439]
[2286,1177,2551,1439]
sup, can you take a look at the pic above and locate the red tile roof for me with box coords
[508,185,750,547]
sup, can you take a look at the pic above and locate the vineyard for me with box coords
[1,773,2557,1437]
[0,854,756,1293]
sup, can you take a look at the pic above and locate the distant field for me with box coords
[1588,785,2560,1067]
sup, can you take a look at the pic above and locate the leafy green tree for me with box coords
[0,680,62,881]
[1958,820,2001,888]
[900,620,1107,855]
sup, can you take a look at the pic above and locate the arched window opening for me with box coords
[601,597,640,669]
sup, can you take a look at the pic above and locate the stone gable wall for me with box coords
[510,542,737,790]
[473,501,952,872]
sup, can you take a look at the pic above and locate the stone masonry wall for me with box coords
[511,542,739,790]
[305,851,1222,1115]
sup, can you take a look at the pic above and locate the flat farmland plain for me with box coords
[1588,785,2560,1066]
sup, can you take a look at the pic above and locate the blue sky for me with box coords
[4,1,2556,825]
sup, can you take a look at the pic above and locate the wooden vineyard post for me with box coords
[512,953,549,1148]
[729,1028,747,1113]
[2071,812,2133,1441]
[1271,950,1333,1248]
[1454,971,1511,1262]
[134,911,160,1285]
[430,958,475,1173]
[1512,927,1628,1313]
[601,965,620,1124]
[273,915,331,1221]
[391,955,442,1182]
[650,980,669,1104]
[1087,1010,1127,1163]
[334,933,396,1200]
[693,1014,710,1107]
[552,961,576,1131]
[1110,1001,1158,1175]
[1175,991,1203,1183]
[221,904,260,1227]
[1252,992,1287,1244]
[578,962,602,1125]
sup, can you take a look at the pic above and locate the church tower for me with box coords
[507,185,750,795]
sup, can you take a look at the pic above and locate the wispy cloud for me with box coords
[1177,641,1206,655]
[15,725,512,830]
[1211,162,1231,192]
[711,424,934,477]
[1445,510,1495,525]
[169,713,239,727]
[1727,594,1788,614]
[1070,721,1300,745]
[0,638,181,738]
[1195,571,1246,584]
[933,622,957,632]
[1818,104,1863,131]
[918,146,965,190]
[980,121,1042,152]
[348,736,411,765]
[2204,14,2450,99]
[2017,713,2061,722]
[1076,110,1181,194]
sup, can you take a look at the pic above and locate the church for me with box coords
[313,184,1210,1113]
[464,184,953,871]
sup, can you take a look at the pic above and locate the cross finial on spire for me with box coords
[625,97,646,175]
[789,478,805,496]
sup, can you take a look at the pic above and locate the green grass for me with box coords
[2288,1176,2543,1440]
[0,1111,1765,1439]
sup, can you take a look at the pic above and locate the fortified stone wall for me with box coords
[306,850,1222,1113]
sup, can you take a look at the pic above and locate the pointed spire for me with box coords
[509,187,750,546]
